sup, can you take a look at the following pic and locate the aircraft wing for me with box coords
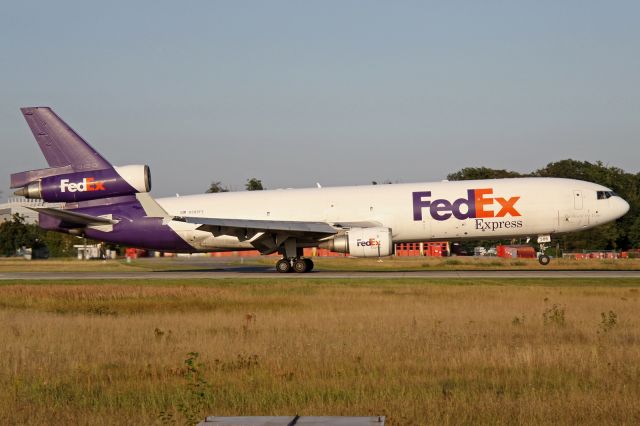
[177,216,337,237]
[175,216,340,254]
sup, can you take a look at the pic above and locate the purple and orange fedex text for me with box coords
[412,188,523,231]
[60,177,106,193]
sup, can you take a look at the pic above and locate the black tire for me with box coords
[276,258,292,273]
[293,258,309,273]
[538,254,551,266]
[304,258,314,272]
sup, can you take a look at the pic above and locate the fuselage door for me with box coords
[573,190,583,210]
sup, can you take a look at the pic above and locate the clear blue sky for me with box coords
[1,1,639,199]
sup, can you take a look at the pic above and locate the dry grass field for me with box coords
[1,278,639,425]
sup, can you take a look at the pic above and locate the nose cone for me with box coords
[614,196,630,219]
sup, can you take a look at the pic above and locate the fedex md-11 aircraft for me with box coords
[11,107,630,272]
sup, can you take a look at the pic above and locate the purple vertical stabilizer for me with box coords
[20,107,112,171]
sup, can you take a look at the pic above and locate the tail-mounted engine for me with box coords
[319,227,393,257]
[12,165,151,203]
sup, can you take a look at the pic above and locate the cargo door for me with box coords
[562,190,589,229]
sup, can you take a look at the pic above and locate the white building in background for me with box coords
[0,197,63,224]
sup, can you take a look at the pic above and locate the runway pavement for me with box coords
[1,268,640,280]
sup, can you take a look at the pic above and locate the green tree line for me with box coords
[0,214,86,258]
[206,178,264,193]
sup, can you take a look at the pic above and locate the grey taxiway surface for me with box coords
[1,268,640,280]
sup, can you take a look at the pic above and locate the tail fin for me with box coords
[20,107,111,171]
[13,107,151,203]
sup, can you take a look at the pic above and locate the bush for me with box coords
[543,304,566,327]
[600,311,618,333]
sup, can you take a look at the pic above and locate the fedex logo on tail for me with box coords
[60,178,106,193]
[412,188,521,221]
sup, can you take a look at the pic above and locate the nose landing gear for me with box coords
[538,252,551,265]
[537,235,552,265]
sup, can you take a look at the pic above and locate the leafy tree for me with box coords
[0,214,97,258]
[206,181,229,193]
[0,214,41,256]
[628,216,640,248]
[245,178,264,191]
[447,167,525,181]
[40,231,82,257]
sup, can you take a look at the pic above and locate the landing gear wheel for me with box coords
[276,258,292,273]
[293,258,309,273]
[537,236,552,266]
[304,258,314,272]
[538,254,551,266]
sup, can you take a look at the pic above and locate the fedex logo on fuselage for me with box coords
[412,188,521,221]
[60,178,106,193]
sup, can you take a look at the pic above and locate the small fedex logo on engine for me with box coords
[60,177,106,193]
[357,238,381,247]
[412,188,521,221]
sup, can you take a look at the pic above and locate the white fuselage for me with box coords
[156,177,629,251]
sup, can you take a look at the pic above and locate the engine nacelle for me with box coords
[319,227,393,257]
[13,165,151,203]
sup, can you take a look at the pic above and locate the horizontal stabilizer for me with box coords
[20,107,112,171]
[28,207,117,227]
[10,165,74,189]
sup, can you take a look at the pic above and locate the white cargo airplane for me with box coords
[12,107,630,272]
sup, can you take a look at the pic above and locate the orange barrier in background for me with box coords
[394,242,450,257]
[496,245,536,258]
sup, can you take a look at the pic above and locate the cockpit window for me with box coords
[597,191,616,200]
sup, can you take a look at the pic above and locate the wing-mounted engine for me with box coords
[319,227,393,257]
[11,165,151,203]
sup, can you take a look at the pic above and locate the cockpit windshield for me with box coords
[597,190,617,200]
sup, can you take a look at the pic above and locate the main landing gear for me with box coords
[276,257,314,273]
[274,238,315,273]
